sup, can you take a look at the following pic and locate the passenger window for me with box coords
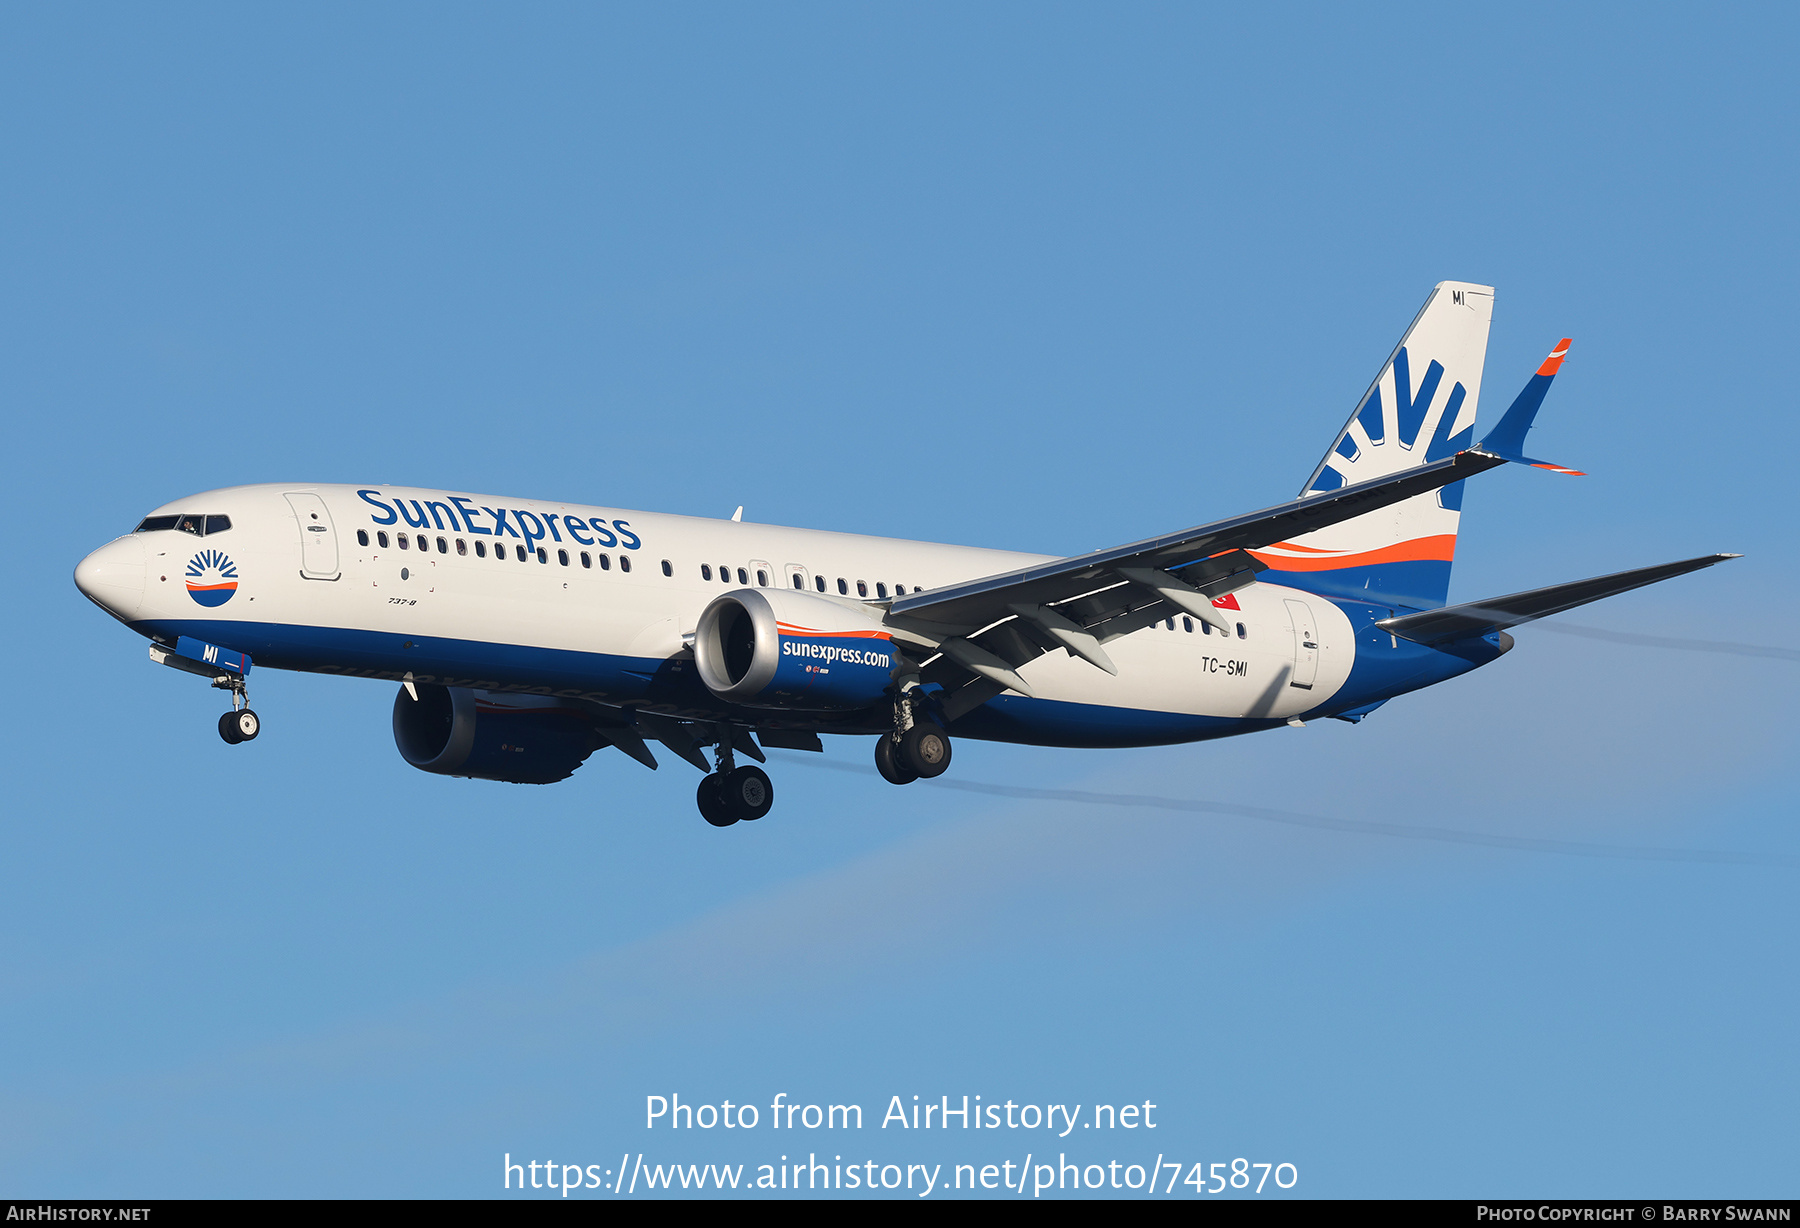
[357,530,369,547]
[538,547,548,564]
[1202,620,1211,635]
[856,580,868,597]
[619,555,631,573]
[815,575,826,592]
[599,553,611,570]
[456,539,467,556]
[837,578,848,595]
[557,549,569,566]
[398,533,409,549]
[876,582,887,599]
[581,552,591,569]
[1167,618,1175,631]
[475,540,486,558]
[719,564,730,583]
[204,515,231,535]
[792,573,804,589]
[756,570,768,586]
[1236,622,1247,639]
[701,564,713,581]
[737,568,748,585]
[661,560,673,577]
[1183,617,1193,633]
[516,545,527,561]
[438,537,448,554]
[894,585,905,595]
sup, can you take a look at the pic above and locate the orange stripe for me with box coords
[1250,534,1457,571]
[775,623,890,640]
[185,582,238,592]
[1262,540,1341,555]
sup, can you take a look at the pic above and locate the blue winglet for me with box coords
[1476,338,1587,475]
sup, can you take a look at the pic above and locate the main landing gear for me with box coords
[874,689,951,785]
[695,735,774,827]
[216,677,260,745]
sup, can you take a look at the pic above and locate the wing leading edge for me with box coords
[889,449,1507,630]
[883,449,1510,720]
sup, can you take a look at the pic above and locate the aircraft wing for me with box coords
[884,449,1507,720]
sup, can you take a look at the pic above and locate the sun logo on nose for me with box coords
[185,549,239,607]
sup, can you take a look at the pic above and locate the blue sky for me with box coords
[2,3,1795,1198]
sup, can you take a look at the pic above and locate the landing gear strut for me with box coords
[215,676,260,745]
[875,686,951,783]
[696,732,775,826]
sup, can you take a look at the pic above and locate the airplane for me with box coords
[73,282,1736,827]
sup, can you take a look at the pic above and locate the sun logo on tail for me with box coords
[1308,345,1476,495]
[185,548,239,607]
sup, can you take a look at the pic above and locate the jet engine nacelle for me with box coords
[694,588,902,711]
[392,684,602,784]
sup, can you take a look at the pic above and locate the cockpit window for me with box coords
[134,514,232,536]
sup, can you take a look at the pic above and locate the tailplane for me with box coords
[1254,281,1494,610]
[1377,554,1739,646]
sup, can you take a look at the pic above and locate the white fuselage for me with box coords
[79,483,1360,746]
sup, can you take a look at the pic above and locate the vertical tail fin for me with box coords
[1253,281,1494,610]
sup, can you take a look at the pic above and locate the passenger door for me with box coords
[284,492,341,580]
[1284,598,1319,690]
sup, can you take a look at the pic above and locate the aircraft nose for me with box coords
[75,536,145,620]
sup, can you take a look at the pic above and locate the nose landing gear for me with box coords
[218,707,260,744]
[215,677,260,745]
[149,638,261,746]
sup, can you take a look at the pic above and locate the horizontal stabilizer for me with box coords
[1475,338,1586,475]
[1376,554,1741,646]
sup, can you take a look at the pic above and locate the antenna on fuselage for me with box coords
[731,506,743,522]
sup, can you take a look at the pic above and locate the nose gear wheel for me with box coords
[213,674,260,744]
